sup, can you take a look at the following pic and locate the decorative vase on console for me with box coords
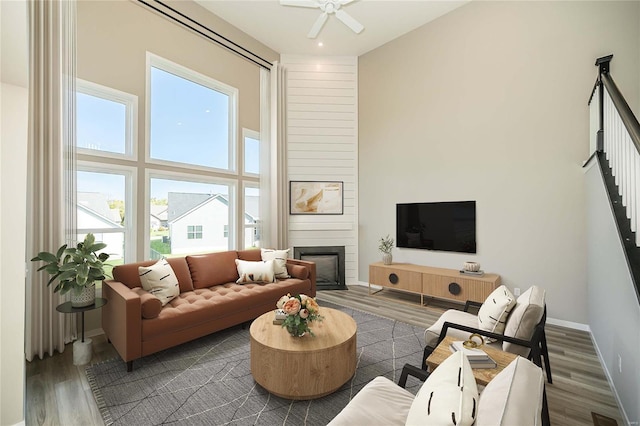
[378,234,394,265]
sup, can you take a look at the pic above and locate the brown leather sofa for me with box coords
[102,249,316,371]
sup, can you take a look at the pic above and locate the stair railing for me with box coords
[589,54,640,302]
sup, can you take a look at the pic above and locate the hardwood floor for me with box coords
[25,285,625,425]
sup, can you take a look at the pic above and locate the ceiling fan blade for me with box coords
[307,12,328,39]
[280,0,319,8]
[338,0,356,5]
[335,9,364,34]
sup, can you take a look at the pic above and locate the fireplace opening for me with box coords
[293,246,346,291]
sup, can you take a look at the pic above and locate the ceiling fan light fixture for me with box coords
[280,0,364,38]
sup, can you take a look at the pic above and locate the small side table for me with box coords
[56,297,107,365]
[425,335,518,386]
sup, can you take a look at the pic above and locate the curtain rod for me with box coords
[136,0,274,70]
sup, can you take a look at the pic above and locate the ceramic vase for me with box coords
[71,282,96,308]
[382,252,393,265]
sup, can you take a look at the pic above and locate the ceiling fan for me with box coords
[280,0,364,39]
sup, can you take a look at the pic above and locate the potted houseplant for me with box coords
[31,233,110,307]
[379,234,394,265]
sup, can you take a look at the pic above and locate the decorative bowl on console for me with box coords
[463,261,481,272]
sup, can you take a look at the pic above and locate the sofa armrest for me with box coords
[102,280,143,364]
[286,258,317,296]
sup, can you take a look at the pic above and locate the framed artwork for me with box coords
[290,181,344,215]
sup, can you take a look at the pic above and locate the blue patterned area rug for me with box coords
[86,302,425,425]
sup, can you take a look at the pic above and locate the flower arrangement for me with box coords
[378,234,394,254]
[276,293,324,337]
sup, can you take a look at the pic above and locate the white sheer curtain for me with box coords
[25,0,77,361]
[259,62,288,250]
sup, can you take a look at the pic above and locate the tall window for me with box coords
[76,80,137,265]
[77,79,136,158]
[74,55,261,263]
[149,175,233,257]
[148,55,237,171]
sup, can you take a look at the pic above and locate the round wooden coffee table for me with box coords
[250,307,357,400]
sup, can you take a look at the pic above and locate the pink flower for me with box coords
[299,308,309,319]
[282,298,301,315]
[305,298,319,313]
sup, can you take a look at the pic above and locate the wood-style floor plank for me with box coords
[25,285,625,426]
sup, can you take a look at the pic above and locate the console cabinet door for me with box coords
[369,265,422,293]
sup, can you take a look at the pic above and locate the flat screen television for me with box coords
[396,201,476,253]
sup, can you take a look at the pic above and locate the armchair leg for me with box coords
[126,360,133,372]
[542,386,550,426]
[541,330,553,384]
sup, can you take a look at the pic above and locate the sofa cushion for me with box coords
[503,286,545,356]
[476,356,544,426]
[186,251,239,289]
[327,376,414,426]
[287,264,309,280]
[132,287,163,319]
[406,351,478,426]
[477,285,516,336]
[235,259,275,284]
[138,259,180,306]
[261,248,290,279]
[141,278,313,340]
[237,249,262,261]
[113,257,193,292]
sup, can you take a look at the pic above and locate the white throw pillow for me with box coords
[503,286,545,356]
[405,351,479,426]
[138,259,180,306]
[476,356,544,426]
[477,285,516,335]
[261,248,290,279]
[235,259,275,284]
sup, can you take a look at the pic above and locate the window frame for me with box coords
[76,161,137,265]
[145,53,239,174]
[76,79,138,160]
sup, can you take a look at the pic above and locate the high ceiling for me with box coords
[195,0,469,56]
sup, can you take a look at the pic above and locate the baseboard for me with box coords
[546,317,590,332]
[590,333,633,426]
[85,328,105,338]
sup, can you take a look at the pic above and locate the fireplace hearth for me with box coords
[293,246,346,291]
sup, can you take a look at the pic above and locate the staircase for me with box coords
[588,54,640,304]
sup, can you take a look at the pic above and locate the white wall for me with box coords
[358,1,640,323]
[0,0,28,423]
[586,159,640,425]
[282,55,359,284]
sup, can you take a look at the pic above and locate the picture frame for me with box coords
[289,181,344,215]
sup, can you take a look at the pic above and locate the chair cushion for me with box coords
[476,356,544,426]
[503,286,545,356]
[424,309,479,348]
[327,376,414,426]
[477,285,516,335]
[406,351,479,426]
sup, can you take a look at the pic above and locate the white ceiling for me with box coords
[195,0,469,56]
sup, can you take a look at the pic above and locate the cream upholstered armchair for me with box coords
[329,353,550,426]
[423,285,553,383]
